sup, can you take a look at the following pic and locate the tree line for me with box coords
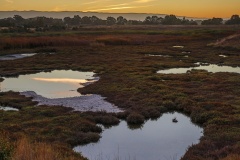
[201,15,240,25]
[0,14,239,32]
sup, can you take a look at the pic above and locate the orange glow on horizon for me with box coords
[0,0,239,18]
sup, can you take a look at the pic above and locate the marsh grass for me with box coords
[0,132,13,160]
[0,26,239,160]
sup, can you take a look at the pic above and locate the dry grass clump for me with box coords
[126,113,145,124]
[12,137,84,160]
[220,154,240,160]
[13,137,59,160]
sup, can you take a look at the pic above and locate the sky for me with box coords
[1,0,240,18]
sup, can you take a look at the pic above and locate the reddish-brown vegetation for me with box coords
[0,26,239,159]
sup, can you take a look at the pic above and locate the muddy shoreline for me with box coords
[20,91,122,113]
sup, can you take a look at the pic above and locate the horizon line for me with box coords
[0,10,235,19]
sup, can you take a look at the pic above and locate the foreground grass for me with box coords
[0,26,240,159]
[0,133,85,160]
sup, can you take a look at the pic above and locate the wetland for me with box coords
[0,25,239,160]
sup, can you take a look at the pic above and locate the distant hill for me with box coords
[0,11,204,21]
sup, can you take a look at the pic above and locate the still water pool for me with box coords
[0,106,19,111]
[157,64,240,74]
[74,112,203,160]
[0,70,96,98]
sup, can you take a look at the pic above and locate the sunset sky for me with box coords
[1,0,240,18]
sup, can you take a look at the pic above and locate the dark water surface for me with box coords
[74,112,203,160]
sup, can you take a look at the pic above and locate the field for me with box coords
[0,25,240,160]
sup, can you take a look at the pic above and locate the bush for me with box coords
[148,109,161,118]
[0,134,13,160]
[94,115,120,125]
[126,113,145,124]
[162,100,176,110]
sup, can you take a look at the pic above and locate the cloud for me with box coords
[86,5,153,12]
[135,0,155,3]
[52,4,70,11]
[106,3,130,7]
[89,6,134,12]
[83,0,111,5]
[5,0,13,3]
[83,1,100,5]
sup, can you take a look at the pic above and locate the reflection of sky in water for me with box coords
[0,70,95,98]
[0,53,37,60]
[158,64,240,74]
[74,112,203,160]
[0,106,19,111]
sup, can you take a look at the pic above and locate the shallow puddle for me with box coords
[158,64,240,74]
[74,112,203,160]
[173,46,184,48]
[0,53,37,60]
[219,55,228,58]
[0,70,96,98]
[0,106,19,111]
[148,54,172,58]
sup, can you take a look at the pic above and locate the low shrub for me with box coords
[221,154,240,160]
[126,113,145,124]
[116,111,130,119]
[162,100,176,110]
[94,115,120,125]
[148,109,161,118]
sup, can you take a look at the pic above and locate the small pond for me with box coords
[148,54,172,58]
[0,53,37,60]
[219,55,228,58]
[74,112,203,160]
[157,64,240,74]
[0,106,19,111]
[173,46,184,48]
[0,70,96,98]
[0,70,121,113]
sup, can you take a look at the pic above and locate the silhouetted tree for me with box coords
[72,15,81,25]
[63,17,72,25]
[116,16,127,25]
[90,16,103,25]
[106,17,116,25]
[0,17,15,27]
[162,15,181,25]
[81,16,91,24]
[201,17,223,25]
[143,16,162,25]
[225,15,240,25]
[13,15,25,25]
